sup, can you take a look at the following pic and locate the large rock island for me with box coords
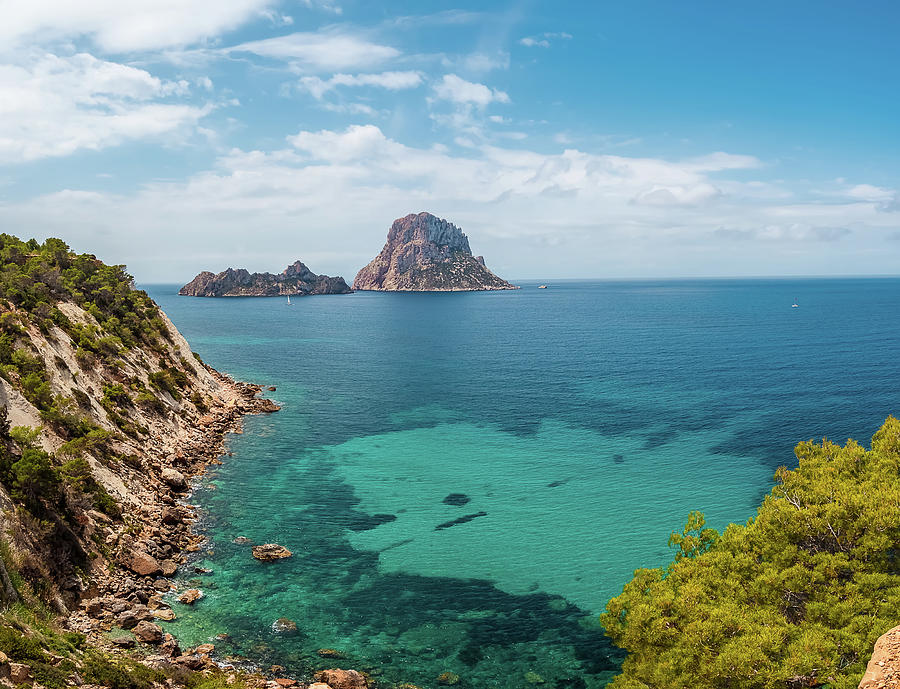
[353,212,517,291]
[180,260,351,297]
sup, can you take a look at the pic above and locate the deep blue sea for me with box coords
[145,279,900,688]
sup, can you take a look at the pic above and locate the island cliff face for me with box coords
[352,212,517,291]
[180,260,351,297]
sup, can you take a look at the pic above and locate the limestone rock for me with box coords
[125,551,161,577]
[272,618,298,634]
[252,544,292,561]
[178,589,203,604]
[314,669,367,689]
[353,212,517,292]
[133,621,163,644]
[179,261,352,298]
[437,672,460,685]
[860,625,900,688]
[161,468,188,491]
[9,663,29,684]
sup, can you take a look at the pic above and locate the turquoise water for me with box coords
[146,279,900,688]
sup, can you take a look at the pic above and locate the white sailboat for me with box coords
[286,295,292,305]
[791,297,799,308]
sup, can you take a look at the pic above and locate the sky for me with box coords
[0,0,899,282]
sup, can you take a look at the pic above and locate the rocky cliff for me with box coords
[352,212,517,291]
[180,260,351,297]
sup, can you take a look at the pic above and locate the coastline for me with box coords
[65,367,286,680]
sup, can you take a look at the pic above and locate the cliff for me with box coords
[352,212,517,291]
[180,260,351,297]
[0,236,293,689]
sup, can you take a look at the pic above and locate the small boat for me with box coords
[538,285,548,289]
[791,297,799,308]
[287,295,292,305]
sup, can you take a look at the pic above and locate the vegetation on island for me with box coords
[602,416,900,689]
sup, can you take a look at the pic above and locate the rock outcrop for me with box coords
[180,261,351,297]
[859,625,900,688]
[352,212,517,291]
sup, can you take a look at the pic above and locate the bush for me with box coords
[82,654,163,689]
[602,415,900,689]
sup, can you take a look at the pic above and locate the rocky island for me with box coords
[353,212,517,291]
[180,260,351,297]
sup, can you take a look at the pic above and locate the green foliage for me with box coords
[148,368,187,401]
[11,447,61,510]
[0,625,45,661]
[82,653,164,689]
[602,416,900,689]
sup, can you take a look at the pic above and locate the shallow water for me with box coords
[146,278,900,687]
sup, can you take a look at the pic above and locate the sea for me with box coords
[144,278,900,688]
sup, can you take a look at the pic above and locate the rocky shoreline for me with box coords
[61,368,373,689]
[63,371,287,679]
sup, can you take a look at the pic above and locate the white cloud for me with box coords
[298,70,423,99]
[846,183,895,202]
[519,32,573,48]
[3,124,895,281]
[0,52,210,163]
[229,31,400,71]
[0,0,275,52]
[432,74,509,107]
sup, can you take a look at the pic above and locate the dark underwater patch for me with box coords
[442,493,471,506]
[435,511,488,530]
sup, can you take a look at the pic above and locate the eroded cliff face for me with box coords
[352,212,517,291]
[179,261,351,297]
[0,296,276,612]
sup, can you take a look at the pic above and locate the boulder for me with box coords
[317,649,345,659]
[160,633,181,658]
[153,609,176,621]
[313,669,367,689]
[125,551,161,577]
[116,610,140,629]
[160,560,178,576]
[111,636,136,648]
[252,544,292,561]
[178,589,203,605]
[9,663,29,684]
[161,468,188,491]
[133,621,163,644]
[161,507,183,525]
[272,618,297,634]
[195,644,215,655]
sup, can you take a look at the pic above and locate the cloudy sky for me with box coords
[1,0,898,282]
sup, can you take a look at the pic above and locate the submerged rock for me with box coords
[435,511,488,531]
[252,544,292,561]
[442,493,470,506]
[317,648,345,659]
[437,672,460,685]
[178,589,203,605]
[272,618,298,635]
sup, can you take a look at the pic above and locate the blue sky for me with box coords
[0,0,898,281]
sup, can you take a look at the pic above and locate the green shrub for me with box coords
[603,415,900,689]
